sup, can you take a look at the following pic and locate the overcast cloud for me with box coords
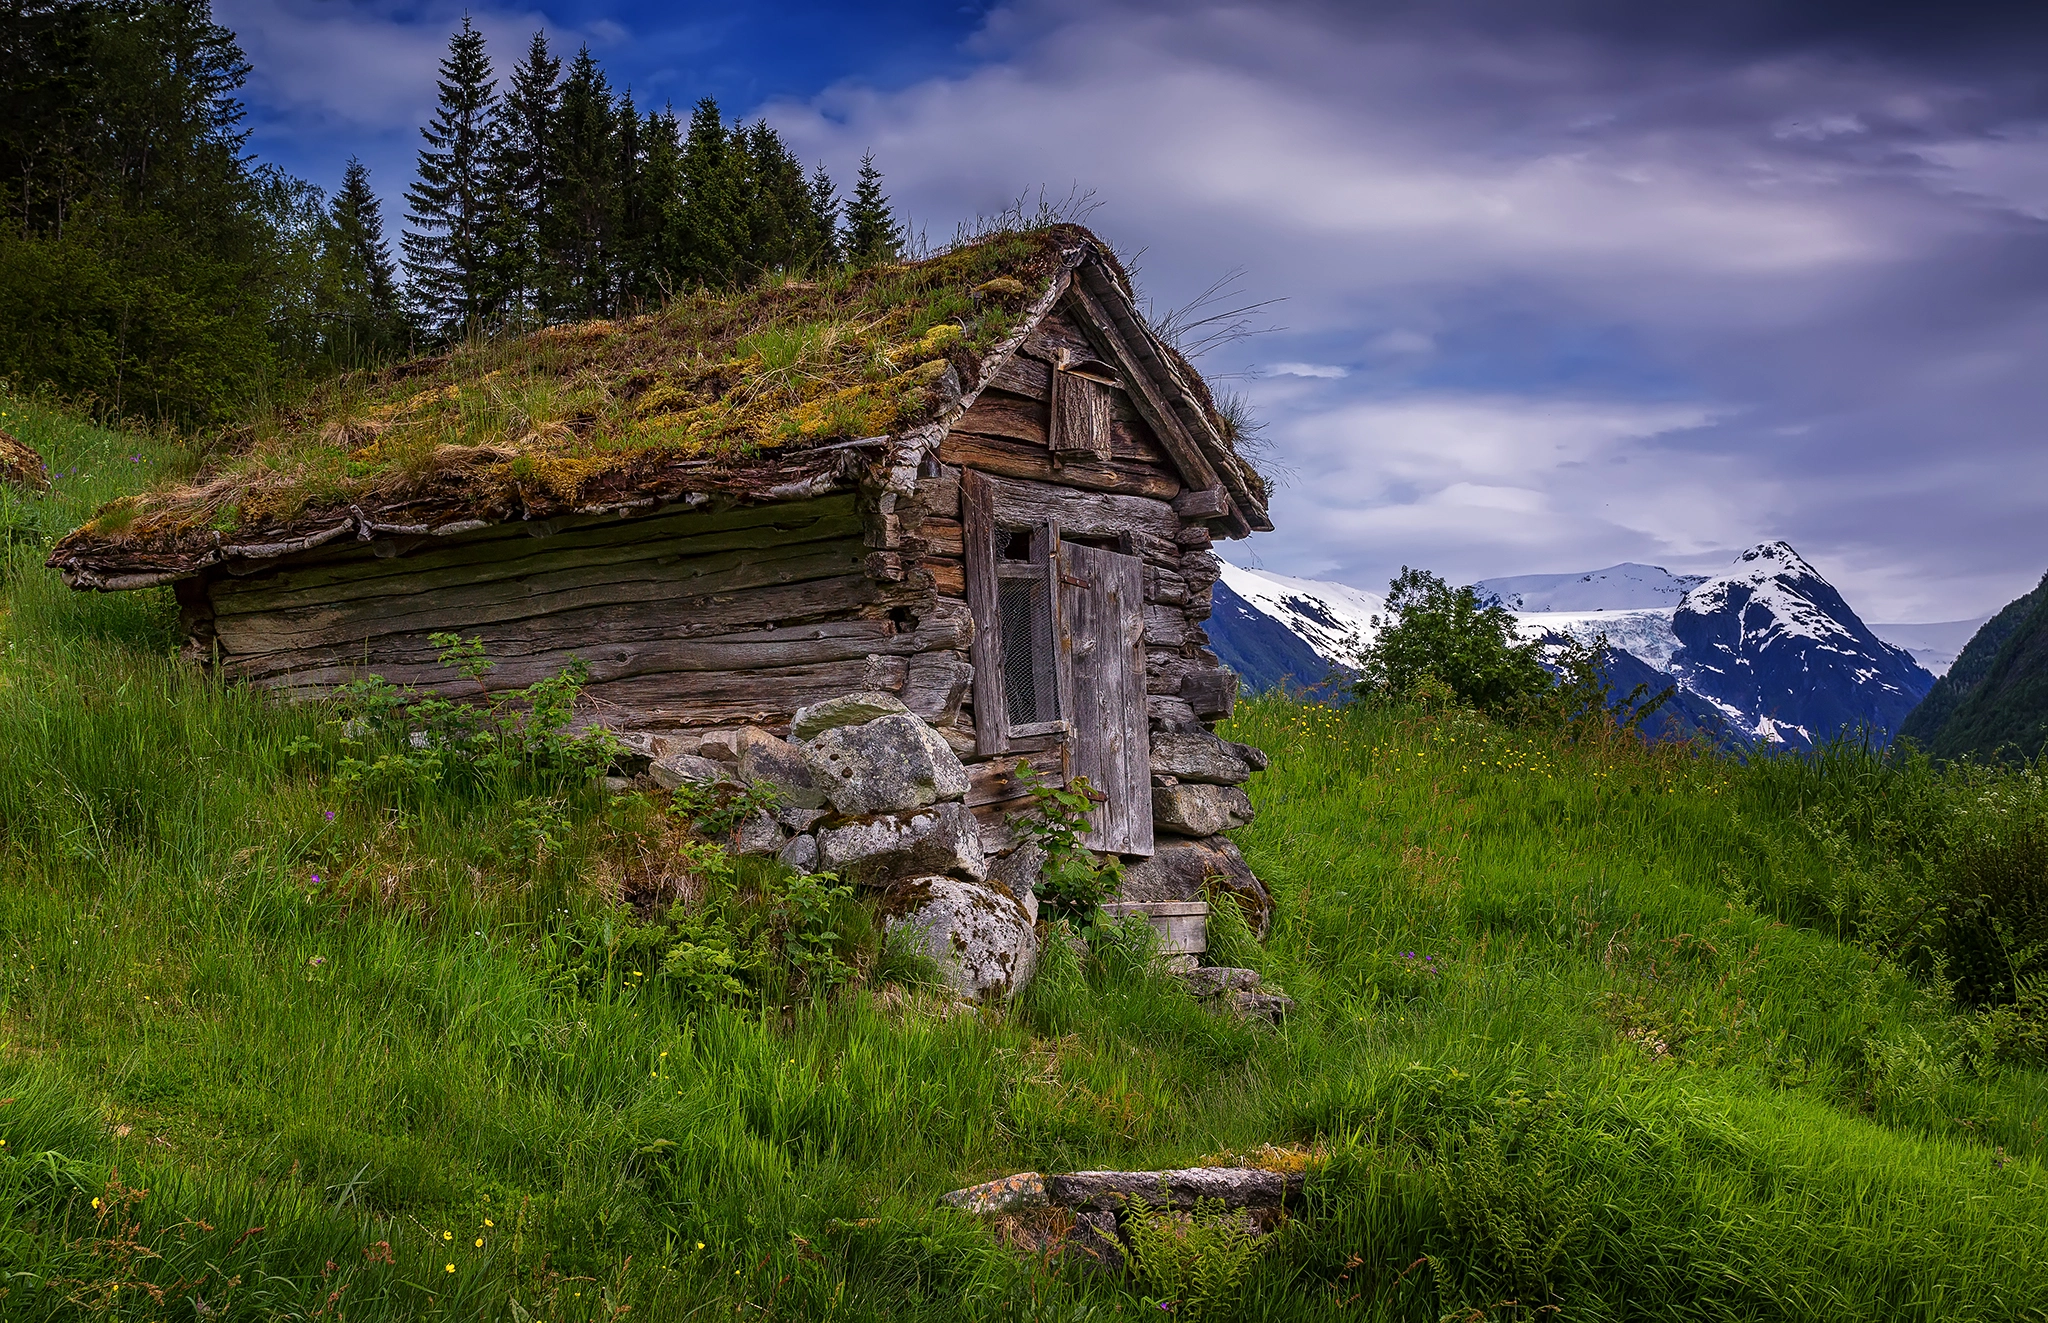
[225,0,2048,621]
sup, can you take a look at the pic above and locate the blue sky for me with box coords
[216,0,2048,622]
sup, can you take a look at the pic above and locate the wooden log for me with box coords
[1172,487,1230,519]
[211,539,869,652]
[988,352,1050,400]
[221,573,886,668]
[216,496,858,604]
[950,390,1170,466]
[902,650,974,728]
[1178,525,1214,550]
[964,749,1065,808]
[918,463,962,520]
[967,472,1179,547]
[575,655,912,731]
[1050,360,1115,464]
[953,391,1045,446]
[223,602,973,690]
[213,505,864,617]
[920,556,965,597]
[918,517,965,558]
[1021,308,1103,368]
[1142,604,1190,649]
[937,432,1181,501]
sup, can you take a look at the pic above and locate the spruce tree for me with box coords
[805,163,842,270]
[842,151,901,268]
[403,17,497,336]
[317,157,406,363]
[483,30,559,326]
[540,46,617,319]
[624,107,684,301]
[673,98,748,287]
[738,120,813,275]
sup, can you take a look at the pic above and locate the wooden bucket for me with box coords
[1099,900,1208,955]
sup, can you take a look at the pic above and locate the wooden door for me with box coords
[1057,541,1154,856]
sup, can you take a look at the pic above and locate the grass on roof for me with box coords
[67,228,1080,550]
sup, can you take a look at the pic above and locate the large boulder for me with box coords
[1151,782,1254,836]
[736,726,826,808]
[986,844,1044,926]
[1117,834,1272,936]
[1149,732,1260,785]
[791,691,909,742]
[804,712,969,816]
[817,800,986,885]
[884,875,1039,1002]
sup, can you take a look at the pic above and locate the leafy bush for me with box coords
[308,633,619,805]
[1356,568,1551,717]
[551,844,858,1012]
[1013,762,1122,933]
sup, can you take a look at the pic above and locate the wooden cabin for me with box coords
[48,225,1272,863]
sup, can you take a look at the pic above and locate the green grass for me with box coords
[3,399,2046,1320]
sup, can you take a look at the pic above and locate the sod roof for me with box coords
[48,225,1268,589]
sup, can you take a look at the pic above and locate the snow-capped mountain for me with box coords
[1215,563,1384,666]
[1205,544,1935,749]
[1205,564,1384,694]
[1476,563,1705,612]
[1663,542,1933,747]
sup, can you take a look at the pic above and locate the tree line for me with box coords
[0,2,905,425]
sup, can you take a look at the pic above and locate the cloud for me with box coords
[215,0,571,134]
[759,0,2048,620]
[216,0,2048,622]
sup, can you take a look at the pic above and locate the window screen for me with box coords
[998,576,1058,727]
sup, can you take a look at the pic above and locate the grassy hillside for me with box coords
[3,401,2047,1321]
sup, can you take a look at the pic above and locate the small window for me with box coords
[964,471,1068,754]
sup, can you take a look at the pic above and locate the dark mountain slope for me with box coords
[1900,570,2048,755]
[1205,579,1346,694]
[1904,571,2048,762]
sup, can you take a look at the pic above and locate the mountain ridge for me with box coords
[1207,544,1933,749]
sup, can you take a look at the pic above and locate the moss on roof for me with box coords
[55,227,1097,563]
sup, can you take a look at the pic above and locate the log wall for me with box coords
[193,493,944,730]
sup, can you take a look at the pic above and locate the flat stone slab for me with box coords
[650,753,731,790]
[817,800,986,885]
[939,1172,1047,1214]
[1182,965,1262,997]
[790,691,908,742]
[1046,1167,1304,1212]
[1152,782,1255,836]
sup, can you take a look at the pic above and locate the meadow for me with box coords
[2,398,2045,1320]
